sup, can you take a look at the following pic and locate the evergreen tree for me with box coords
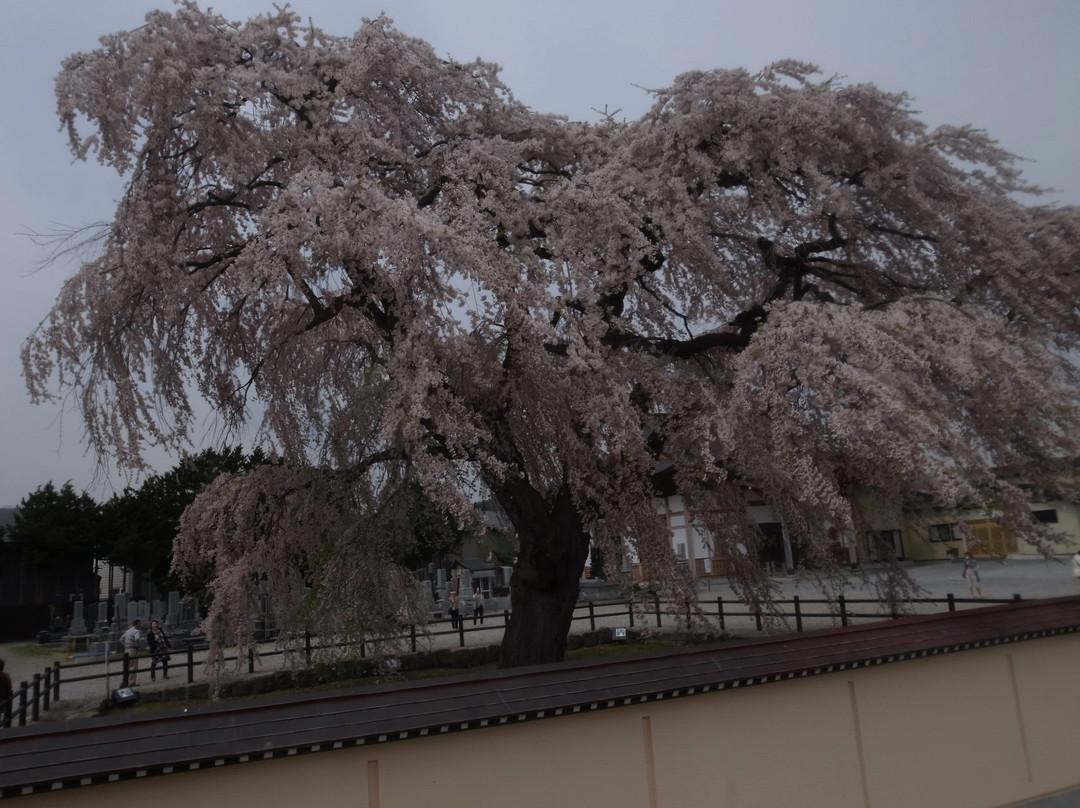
[10,482,103,569]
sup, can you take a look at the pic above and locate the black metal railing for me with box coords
[1,591,1021,729]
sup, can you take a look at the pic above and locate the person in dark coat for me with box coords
[0,658,12,724]
[146,619,173,680]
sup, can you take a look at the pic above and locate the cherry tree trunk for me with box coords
[494,479,591,668]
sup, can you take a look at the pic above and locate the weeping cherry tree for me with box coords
[23,3,1080,667]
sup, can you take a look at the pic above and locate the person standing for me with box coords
[448,591,461,630]
[121,619,143,685]
[147,619,173,681]
[472,587,485,626]
[0,658,12,726]
[961,553,983,599]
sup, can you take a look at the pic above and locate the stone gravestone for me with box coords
[114,593,130,630]
[165,591,181,630]
[126,600,139,627]
[418,579,435,612]
[252,589,272,641]
[95,601,110,632]
[68,601,87,636]
[180,597,200,630]
[151,600,166,623]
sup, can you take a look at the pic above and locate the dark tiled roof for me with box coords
[2,596,1079,799]
[454,558,496,572]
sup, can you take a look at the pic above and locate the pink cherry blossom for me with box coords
[24,4,1080,667]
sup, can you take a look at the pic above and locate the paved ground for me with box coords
[697,553,1080,606]
[3,555,1077,721]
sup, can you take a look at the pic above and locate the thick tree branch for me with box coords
[869,222,938,242]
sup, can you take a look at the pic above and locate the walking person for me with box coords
[147,619,173,681]
[448,591,461,630]
[120,619,143,685]
[472,587,485,626]
[961,553,983,599]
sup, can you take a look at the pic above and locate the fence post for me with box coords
[588,601,596,632]
[947,593,956,612]
[18,683,27,727]
[31,674,41,723]
[793,596,803,633]
[52,661,60,703]
[410,624,417,654]
[186,640,195,684]
[43,667,51,711]
[305,631,312,665]
[754,608,762,632]
[248,647,255,674]
[839,595,848,627]
[628,601,635,628]
[122,652,130,688]
[717,597,725,631]
[1013,593,1022,601]
[654,595,662,628]
[458,617,466,647]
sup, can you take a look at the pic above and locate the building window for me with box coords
[1032,509,1059,524]
[865,530,903,560]
[929,523,958,542]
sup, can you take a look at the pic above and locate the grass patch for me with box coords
[6,643,66,660]
[58,633,737,722]
[563,635,692,662]
[401,663,497,680]
[116,664,494,717]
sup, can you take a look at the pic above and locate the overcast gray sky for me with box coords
[1,0,1078,507]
